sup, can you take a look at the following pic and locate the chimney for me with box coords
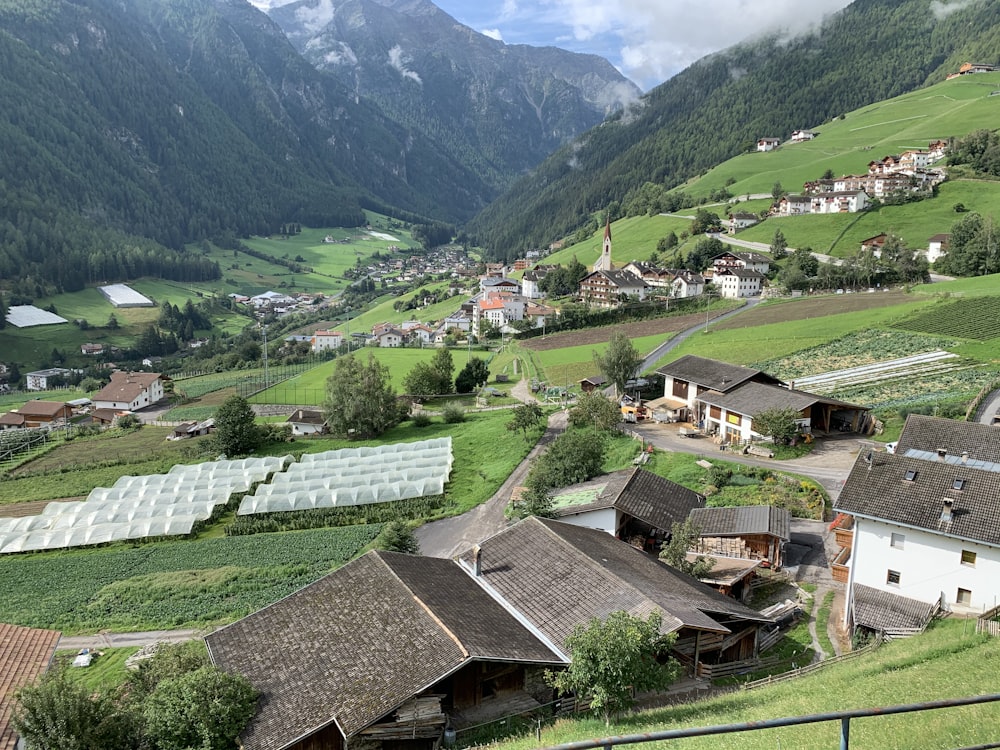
[472,545,482,577]
[961,452,969,464]
[941,498,954,523]
[936,448,947,461]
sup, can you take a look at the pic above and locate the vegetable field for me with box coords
[0,524,382,633]
[892,296,1000,341]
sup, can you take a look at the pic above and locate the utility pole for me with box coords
[261,324,269,388]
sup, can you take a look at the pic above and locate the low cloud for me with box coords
[293,0,336,34]
[481,28,504,41]
[930,0,977,19]
[388,45,422,84]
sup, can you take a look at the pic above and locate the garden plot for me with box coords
[793,351,963,393]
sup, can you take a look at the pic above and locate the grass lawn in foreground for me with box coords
[487,619,999,750]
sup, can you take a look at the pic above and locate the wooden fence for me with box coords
[976,605,1000,637]
[742,634,883,690]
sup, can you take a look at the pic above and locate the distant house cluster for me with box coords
[774,139,948,218]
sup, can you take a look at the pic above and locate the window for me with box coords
[952,478,966,491]
[903,469,918,482]
[887,569,901,585]
[957,588,972,606]
[961,549,977,567]
[890,532,905,549]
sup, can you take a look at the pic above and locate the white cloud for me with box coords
[481,28,504,41]
[930,0,976,19]
[388,45,422,84]
[293,0,337,34]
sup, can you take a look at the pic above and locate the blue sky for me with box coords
[251,0,858,92]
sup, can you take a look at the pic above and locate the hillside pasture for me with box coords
[531,332,673,386]
[678,72,1000,203]
[542,213,695,269]
[735,180,1000,257]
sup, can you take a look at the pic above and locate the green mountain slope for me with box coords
[467,0,1000,258]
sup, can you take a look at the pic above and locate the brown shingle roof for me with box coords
[851,584,935,632]
[895,414,1000,465]
[286,409,325,426]
[834,451,1000,547]
[14,400,72,418]
[695,381,864,416]
[0,623,61,750]
[468,518,771,651]
[93,372,161,404]
[553,468,705,532]
[655,355,783,393]
[206,551,561,750]
[0,413,25,427]
[689,506,791,540]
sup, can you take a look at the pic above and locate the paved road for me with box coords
[640,298,761,373]
[415,409,568,559]
[58,629,206,652]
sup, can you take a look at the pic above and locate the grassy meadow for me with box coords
[488,619,1000,750]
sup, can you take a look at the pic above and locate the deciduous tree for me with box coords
[455,357,490,393]
[324,353,401,439]
[568,391,621,432]
[507,402,543,438]
[142,667,258,750]
[547,611,680,726]
[659,518,715,578]
[752,406,802,445]
[593,329,642,398]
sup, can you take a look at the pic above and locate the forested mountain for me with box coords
[467,0,1000,258]
[269,0,640,195]
[0,0,630,294]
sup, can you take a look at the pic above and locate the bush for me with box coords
[442,404,466,423]
[412,413,433,428]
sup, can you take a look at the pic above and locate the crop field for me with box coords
[658,294,933,370]
[752,329,994,414]
[754,329,961,379]
[0,524,383,633]
[911,271,1000,298]
[892,295,1000,340]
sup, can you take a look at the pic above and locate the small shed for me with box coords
[688,506,791,568]
[286,409,327,436]
[579,375,607,393]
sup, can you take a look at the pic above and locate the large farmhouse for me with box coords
[208,518,771,750]
[834,415,1000,636]
[652,356,870,442]
[93,372,166,411]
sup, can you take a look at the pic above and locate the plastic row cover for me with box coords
[0,516,197,554]
[237,476,445,515]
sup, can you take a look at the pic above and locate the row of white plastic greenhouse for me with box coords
[0,516,198,554]
[1,441,453,552]
[236,438,453,515]
[0,456,288,554]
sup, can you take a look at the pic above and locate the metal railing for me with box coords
[537,694,1000,750]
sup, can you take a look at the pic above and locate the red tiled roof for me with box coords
[0,623,61,750]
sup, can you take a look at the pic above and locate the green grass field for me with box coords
[534,332,672,386]
[490,619,1000,750]
[248,347,486,405]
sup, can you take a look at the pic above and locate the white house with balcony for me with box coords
[835,415,1000,635]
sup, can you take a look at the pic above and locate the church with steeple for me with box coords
[593,217,613,272]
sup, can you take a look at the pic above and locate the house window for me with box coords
[961,550,977,567]
[957,588,972,606]
[890,533,905,549]
[887,569,901,586]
